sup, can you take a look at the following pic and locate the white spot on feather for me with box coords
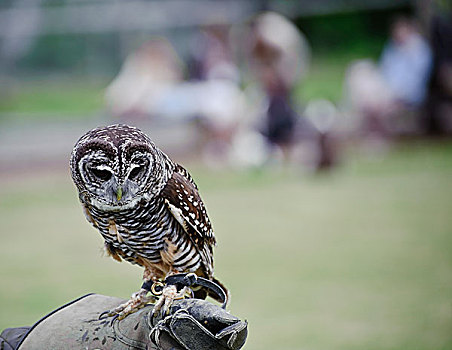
[166,199,189,231]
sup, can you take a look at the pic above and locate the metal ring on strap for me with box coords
[141,273,228,309]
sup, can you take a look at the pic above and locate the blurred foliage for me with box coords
[14,7,411,74]
[295,6,411,56]
[17,33,123,74]
[19,35,87,71]
[1,6,414,114]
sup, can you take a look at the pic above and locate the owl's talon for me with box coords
[98,310,111,320]
[160,303,171,318]
[98,308,124,321]
[152,285,187,318]
[99,288,155,322]
[110,314,120,326]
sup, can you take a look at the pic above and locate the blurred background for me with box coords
[1,0,452,349]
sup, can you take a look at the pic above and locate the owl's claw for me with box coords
[99,288,156,322]
[98,310,110,320]
[152,285,187,319]
[109,314,120,326]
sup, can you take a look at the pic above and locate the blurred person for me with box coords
[304,99,339,172]
[104,28,258,169]
[246,12,310,163]
[195,80,247,169]
[105,38,183,119]
[184,23,244,168]
[343,16,432,139]
[425,10,452,134]
[380,17,432,107]
[187,23,240,83]
[106,25,247,168]
[343,60,393,138]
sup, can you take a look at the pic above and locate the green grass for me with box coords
[296,45,383,105]
[0,79,107,118]
[1,140,452,349]
[296,56,347,104]
[0,52,367,119]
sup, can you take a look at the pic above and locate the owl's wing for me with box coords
[161,165,216,274]
[174,163,199,190]
[81,202,98,228]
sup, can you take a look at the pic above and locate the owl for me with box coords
[70,124,227,318]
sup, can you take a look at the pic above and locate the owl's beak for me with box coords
[110,179,136,204]
[116,186,123,201]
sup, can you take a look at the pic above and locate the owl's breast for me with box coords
[88,197,178,263]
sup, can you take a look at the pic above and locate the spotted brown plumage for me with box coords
[70,124,227,316]
[162,167,215,272]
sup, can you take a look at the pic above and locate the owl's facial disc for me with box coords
[74,137,160,209]
[82,151,152,208]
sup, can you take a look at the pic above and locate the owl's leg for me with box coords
[152,286,187,317]
[99,267,159,321]
[100,288,157,321]
[152,284,188,317]
[151,269,189,317]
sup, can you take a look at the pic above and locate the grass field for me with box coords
[0,52,355,119]
[0,79,107,117]
[1,140,452,349]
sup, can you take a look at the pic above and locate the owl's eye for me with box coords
[129,165,144,180]
[91,168,112,181]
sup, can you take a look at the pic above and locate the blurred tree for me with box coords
[295,6,413,58]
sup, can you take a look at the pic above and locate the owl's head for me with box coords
[70,124,173,209]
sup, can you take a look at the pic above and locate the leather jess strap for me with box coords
[141,273,228,309]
